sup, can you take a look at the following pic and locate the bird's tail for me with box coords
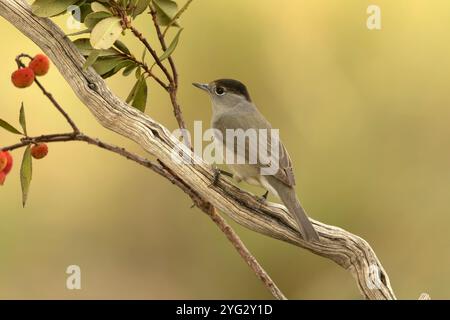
[270,179,319,242]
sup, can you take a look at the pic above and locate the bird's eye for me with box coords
[215,87,225,95]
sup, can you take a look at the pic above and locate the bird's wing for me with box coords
[213,110,296,187]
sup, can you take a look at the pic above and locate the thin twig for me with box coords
[1,132,165,174]
[34,78,80,133]
[150,6,178,87]
[149,7,188,144]
[119,52,169,90]
[2,133,75,151]
[117,7,188,143]
[161,0,194,37]
[127,24,173,84]
[207,207,287,300]
[15,54,80,134]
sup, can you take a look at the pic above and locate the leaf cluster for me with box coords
[31,0,184,112]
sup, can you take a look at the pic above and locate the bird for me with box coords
[193,79,320,242]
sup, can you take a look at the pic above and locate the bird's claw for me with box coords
[257,190,269,204]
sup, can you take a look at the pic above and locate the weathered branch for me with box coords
[0,0,396,299]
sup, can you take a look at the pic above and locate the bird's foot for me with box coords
[257,190,269,204]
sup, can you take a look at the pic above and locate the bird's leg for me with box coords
[210,167,233,186]
[258,190,269,203]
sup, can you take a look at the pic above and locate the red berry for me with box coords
[11,67,35,88]
[0,151,13,174]
[0,153,6,172]
[31,143,48,160]
[29,54,50,76]
[0,171,6,186]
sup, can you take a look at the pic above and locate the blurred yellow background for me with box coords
[1,0,450,299]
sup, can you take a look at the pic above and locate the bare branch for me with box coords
[16,53,79,133]
[1,132,162,171]
[207,206,287,300]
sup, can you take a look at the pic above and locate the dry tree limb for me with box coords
[0,0,396,300]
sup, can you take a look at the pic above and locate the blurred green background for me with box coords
[1,0,450,299]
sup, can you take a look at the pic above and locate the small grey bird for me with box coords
[193,79,320,242]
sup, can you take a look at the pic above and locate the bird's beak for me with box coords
[192,82,209,92]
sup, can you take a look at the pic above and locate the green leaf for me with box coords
[20,146,33,207]
[126,78,140,103]
[83,50,101,71]
[131,0,151,18]
[114,40,131,55]
[100,60,134,79]
[31,0,79,17]
[159,28,183,61]
[141,46,147,61]
[84,11,113,29]
[19,103,27,136]
[92,56,126,75]
[132,77,148,112]
[90,17,123,50]
[122,63,138,76]
[91,1,111,13]
[153,0,179,26]
[126,75,148,109]
[0,119,22,135]
[73,38,120,57]
[135,67,142,79]
[114,60,135,73]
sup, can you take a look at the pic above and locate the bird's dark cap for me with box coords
[213,79,252,102]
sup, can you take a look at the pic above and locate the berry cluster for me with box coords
[2,54,51,187]
[11,54,50,88]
